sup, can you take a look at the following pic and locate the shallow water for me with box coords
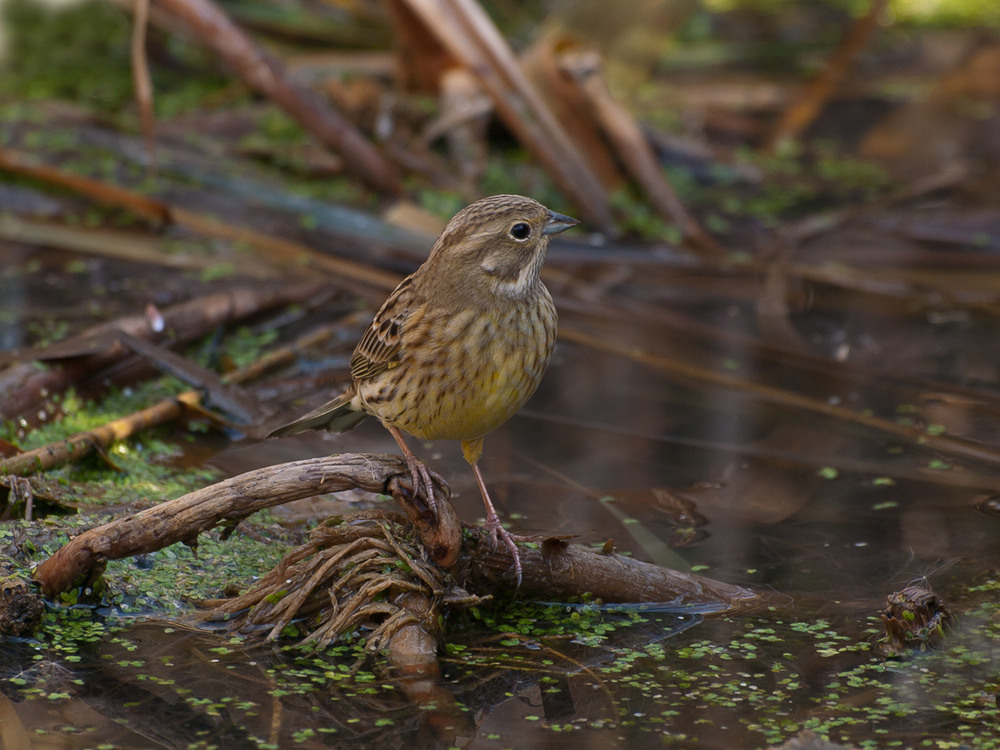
[4,239,1000,748]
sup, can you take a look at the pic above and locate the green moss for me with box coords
[0,0,234,115]
[3,379,217,507]
[610,187,683,242]
[218,325,280,371]
[664,142,894,230]
[699,0,1000,28]
[434,591,1000,746]
[0,0,134,109]
[104,530,291,613]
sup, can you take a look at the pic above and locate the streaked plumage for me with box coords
[269,194,577,585]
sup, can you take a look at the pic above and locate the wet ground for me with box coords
[3,230,1000,747]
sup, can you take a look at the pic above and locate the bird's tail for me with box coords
[267,390,367,437]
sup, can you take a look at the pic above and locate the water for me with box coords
[3,239,1000,748]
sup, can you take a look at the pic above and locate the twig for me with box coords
[0,147,405,292]
[0,391,202,477]
[152,0,402,196]
[766,0,890,151]
[0,147,169,223]
[0,315,356,476]
[0,281,324,423]
[0,214,259,274]
[131,0,157,173]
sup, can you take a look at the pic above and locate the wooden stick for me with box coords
[0,281,324,423]
[766,0,890,151]
[0,317,352,477]
[0,146,406,291]
[152,0,402,196]
[131,0,157,173]
[0,392,202,477]
[457,531,766,610]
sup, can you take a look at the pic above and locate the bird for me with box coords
[268,194,578,586]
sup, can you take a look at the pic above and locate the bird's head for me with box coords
[425,194,578,300]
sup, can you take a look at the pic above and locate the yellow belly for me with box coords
[412,353,536,440]
[358,297,555,443]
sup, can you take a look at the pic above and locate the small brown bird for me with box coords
[269,194,577,584]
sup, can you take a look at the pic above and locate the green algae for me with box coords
[3,380,217,509]
[7,541,1000,749]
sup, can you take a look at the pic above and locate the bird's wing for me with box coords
[350,274,416,381]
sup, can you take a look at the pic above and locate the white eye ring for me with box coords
[509,222,531,241]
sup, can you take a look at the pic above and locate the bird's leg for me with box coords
[386,425,447,512]
[471,461,523,589]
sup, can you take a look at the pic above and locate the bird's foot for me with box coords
[484,513,524,590]
[403,453,448,513]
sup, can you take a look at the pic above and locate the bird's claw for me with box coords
[403,454,448,513]
[484,513,523,590]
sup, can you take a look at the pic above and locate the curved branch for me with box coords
[33,454,462,596]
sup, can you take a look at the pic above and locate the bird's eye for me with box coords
[509,222,531,240]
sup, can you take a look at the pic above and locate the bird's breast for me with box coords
[358,290,557,442]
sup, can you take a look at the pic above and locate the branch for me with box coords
[153,0,403,196]
[32,454,462,597]
[457,532,768,611]
[0,281,324,423]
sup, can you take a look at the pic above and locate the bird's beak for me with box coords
[542,210,579,235]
